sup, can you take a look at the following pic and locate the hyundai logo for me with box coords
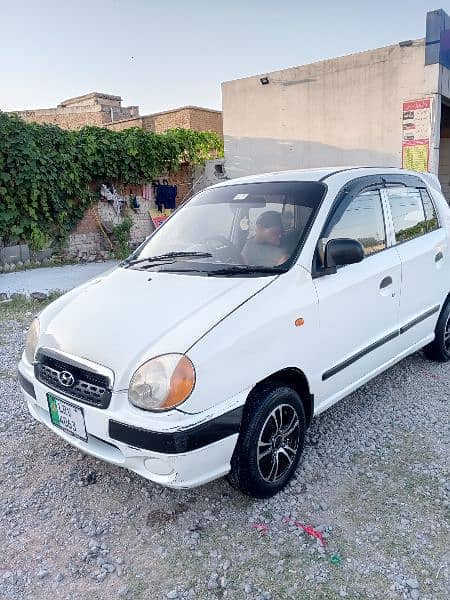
[58,370,75,387]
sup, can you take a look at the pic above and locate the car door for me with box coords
[384,185,448,349]
[312,185,401,410]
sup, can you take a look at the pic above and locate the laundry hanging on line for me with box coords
[152,179,177,211]
[142,184,152,200]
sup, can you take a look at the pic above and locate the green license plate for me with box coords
[47,393,88,442]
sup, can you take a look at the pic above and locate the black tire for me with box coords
[227,382,306,498]
[423,299,450,363]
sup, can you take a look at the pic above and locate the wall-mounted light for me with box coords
[260,77,270,85]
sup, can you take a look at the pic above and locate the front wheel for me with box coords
[227,383,306,498]
[424,299,450,362]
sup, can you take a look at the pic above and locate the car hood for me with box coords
[37,266,275,390]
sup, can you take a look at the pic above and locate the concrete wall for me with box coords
[222,41,440,178]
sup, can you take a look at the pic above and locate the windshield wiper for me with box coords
[206,265,284,276]
[123,252,212,268]
[156,265,283,276]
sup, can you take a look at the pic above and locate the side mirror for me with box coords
[324,238,364,273]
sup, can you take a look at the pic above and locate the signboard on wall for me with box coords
[402,98,432,172]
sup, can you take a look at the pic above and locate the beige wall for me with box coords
[222,40,440,178]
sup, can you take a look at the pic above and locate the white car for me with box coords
[18,167,450,498]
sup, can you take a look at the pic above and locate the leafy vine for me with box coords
[0,112,223,249]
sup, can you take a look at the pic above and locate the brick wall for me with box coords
[152,109,192,132]
[103,117,145,132]
[167,163,194,205]
[66,167,194,258]
[188,108,223,135]
[104,107,223,135]
[15,109,108,130]
[67,183,154,258]
[13,93,139,130]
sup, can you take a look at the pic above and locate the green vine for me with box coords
[112,214,133,260]
[0,112,223,250]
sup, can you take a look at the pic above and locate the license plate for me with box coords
[47,394,87,442]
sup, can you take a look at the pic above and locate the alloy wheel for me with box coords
[444,314,450,353]
[257,404,300,482]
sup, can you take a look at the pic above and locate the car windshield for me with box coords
[127,181,326,275]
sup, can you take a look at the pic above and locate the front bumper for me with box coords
[18,358,244,489]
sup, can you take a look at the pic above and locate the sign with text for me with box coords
[402,98,432,172]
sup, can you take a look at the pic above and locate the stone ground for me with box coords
[0,261,118,296]
[0,298,449,600]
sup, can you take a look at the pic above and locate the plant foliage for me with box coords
[0,112,223,249]
[112,213,133,260]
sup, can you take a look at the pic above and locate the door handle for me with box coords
[380,276,393,289]
[435,251,443,263]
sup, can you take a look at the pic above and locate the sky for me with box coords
[0,0,445,115]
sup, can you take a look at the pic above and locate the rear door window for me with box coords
[385,188,427,243]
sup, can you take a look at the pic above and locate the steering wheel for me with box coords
[200,236,244,264]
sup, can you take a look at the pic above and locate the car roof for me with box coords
[212,166,440,190]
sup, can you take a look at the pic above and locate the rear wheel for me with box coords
[227,382,306,498]
[424,299,450,362]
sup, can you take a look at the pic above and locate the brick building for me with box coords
[12,93,223,136]
[13,92,139,130]
[10,92,223,260]
[104,106,222,135]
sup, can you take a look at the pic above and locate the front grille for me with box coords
[34,353,112,409]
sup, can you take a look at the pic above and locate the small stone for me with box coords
[207,574,219,590]
[102,563,115,573]
[166,591,178,599]
[410,590,420,600]
[37,569,49,579]
[56,573,64,583]
[262,592,272,600]
[30,292,48,301]
[118,585,130,598]
[244,583,252,594]
[400,518,410,527]
[406,578,419,589]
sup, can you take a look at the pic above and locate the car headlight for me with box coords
[24,317,40,364]
[128,354,195,411]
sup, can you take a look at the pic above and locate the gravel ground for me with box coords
[0,300,449,600]
[0,261,118,296]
